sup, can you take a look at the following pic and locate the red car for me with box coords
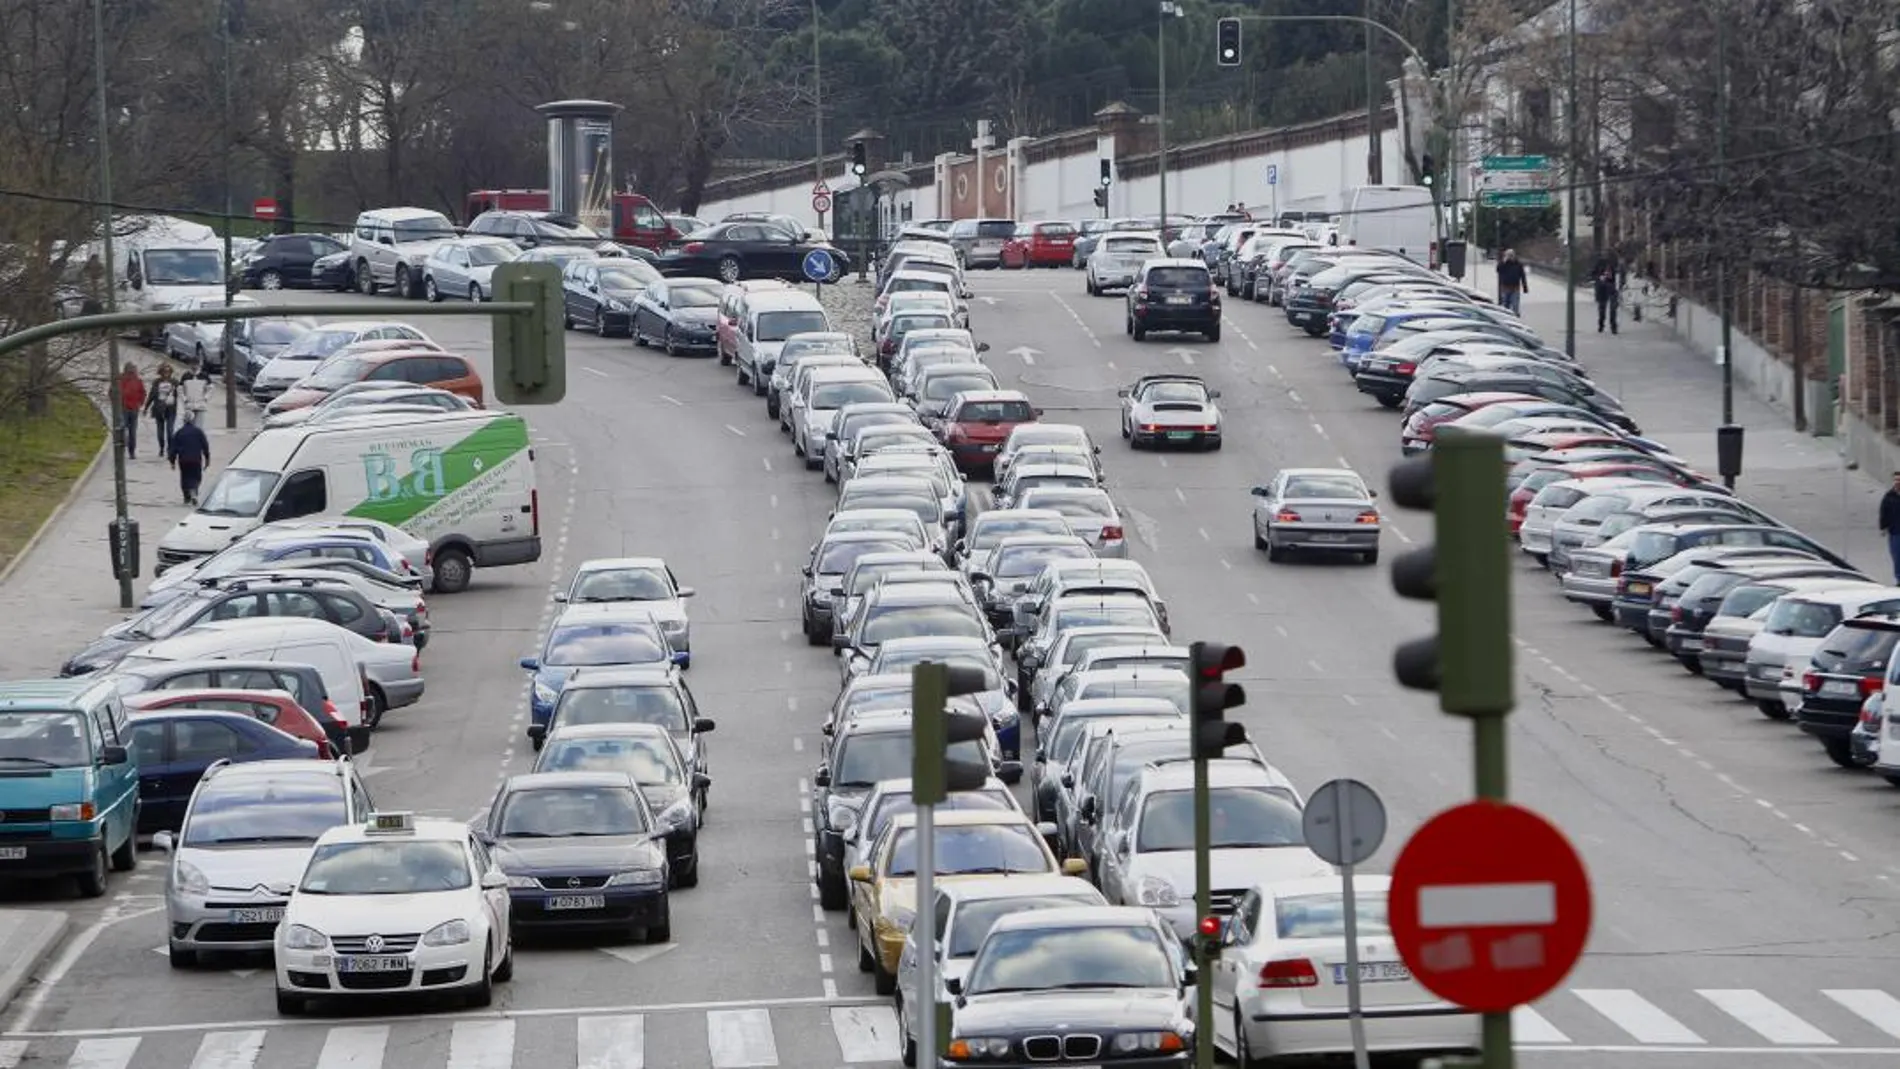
[1000,222,1079,269]
[123,688,344,757]
[937,390,1041,473]
[1400,392,1542,454]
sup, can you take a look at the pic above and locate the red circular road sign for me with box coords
[811,192,832,215]
[1388,800,1591,1013]
[252,197,278,219]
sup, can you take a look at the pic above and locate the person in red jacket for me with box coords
[116,365,145,459]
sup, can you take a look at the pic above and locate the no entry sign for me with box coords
[1388,800,1591,1012]
[252,198,278,220]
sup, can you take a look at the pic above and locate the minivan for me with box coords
[734,291,830,395]
[0,678,141,897]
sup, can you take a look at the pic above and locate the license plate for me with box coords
[1822,680,1862,697]
[546,894,607,911]
[1292,312,1313,322]
[1334,961,1411,983]
[1166,432,1195,441]
[1678,637,1703,651]
[979,444,1000,453]
[337,954,409,973]
[1626,583,1652,596]
[228,907,283,924]
[1165,295,1192,305]
[0,847,24,860]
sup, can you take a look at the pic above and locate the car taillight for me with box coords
[1355,510,1380,524]
[682,241,705,254]
[1276,509,1301,522]
[1396,362,1416,376]
[882,338,897,354]
[1610,560,1623,578]
[1100,525,1124,541]
[1135,289,1149,302]
[1860,698,1883,725]
[1259,958,1318,988]
[1139,423,1160,433]
[1861,675,1884,697]
[531,488,540,537]
[412,652,421,672]
[360,675,373,724]
[316,740,332,759]
[321,698,339,723]
[1671,605,1684,622]
[1803,671,1821,692]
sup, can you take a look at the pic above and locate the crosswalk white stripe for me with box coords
[0,1040,25,1069]
[830,1005,901,1062]
[446,1020,515,1069]
[576,1014,645,1069]
[1512,1006,1570,1044]
[1573,989,1707,1044]
[67,1037,142,1069]
[706,1008,779,1068]
[190,1030,267,1069]
[1697,990,1836,1045]
[1825,990,1900,1040]
[313,1025,389,1069]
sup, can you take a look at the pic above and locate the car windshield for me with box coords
[466,243,518,266]
[863,605,988,644]
[949,894,1103,957]
[1028,493,1113,521]
[925,374,996,401]
[972,519,1071,553]
[967,924,1175,995]
[284,329,361,359]
[875,649,1000,683]
[304,357,372,389]
[818,539,910,574]
[538,734,683,785]
[867,790,1014,844]
[837,732,985,787]
[830,517,924,541]
[888,823,1047,877]
[184,779,347,845]
[570,567,673,602]
[759,310,830,341]
[543,625,666,667]
[250,322,307,345]
[554,686,689,732]
[497,786,649,837]
[0,711,90,768]
[996,544,1091,578]
[1283,475,1366,499]
[1276,891,1393,938]
[1144,383,1207,403]
[392,214,455,242]
[197,468,280,517]
[299,840,470,894]
[1090,655,1189,675]
[785,337,853,358]
[668,286,721,308]
[812,381,895,409]
[1056,602,1159,630]
[1763,599,1846,638]
[893,315,954,334]
[1139,786,1303,851]
[888,278,951,295]
[142,249,224,285]
[598,268,650,290]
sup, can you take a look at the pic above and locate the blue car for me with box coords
[142,535,409,609]
[1336,308,1480,371]
[122,709,322,833]
[521,605,687,746]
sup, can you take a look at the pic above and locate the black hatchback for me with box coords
[237,234,349,291]
[1126,260,1221,342]
[1798,616,1900,768]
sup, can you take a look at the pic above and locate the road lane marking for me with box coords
[66,1038,141,1069]
[706,1008,779,1067]
[762,457,773,472]
[577,1015,645,1069]
[1514,1007,1571,1044]
[1825,990,1900,1039]
[660,395,683,406]
[1698,990,1835,1045]
[581,366,610,377]
[314,1026,388,1069]
[4,900,164,1033]
[831,1005,902,1062]
[1174,487,1187,502]
[1574,989,1706,1044]
[447,1021,515,1069]
[725,424,747,437]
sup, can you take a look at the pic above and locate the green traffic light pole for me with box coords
[0,302,534,362]
[1392,428,1516,1069]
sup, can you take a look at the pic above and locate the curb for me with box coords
[0,909,69,1018]
[0,405,112,590]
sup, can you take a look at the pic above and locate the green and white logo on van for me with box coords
[345,415,531,531]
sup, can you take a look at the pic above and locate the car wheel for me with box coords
[1824,738,1858,769]
[1132,321,1147,341]
[1757,699,1791,721]
[1254,524,1269,550]
[719,344,732,366]
[394,265,412,299]
[646,902,672,944]
[1205,324,1221,342]
[110,830,136,871]
[717,255,742,283]
[466,948,494,1008]
[818,871,847,911]
[76,841,108,898]
[275,989,304,1016]
[1362,549,1379,565]
[470,284,484,303]
[1590,605,1614,622]
[432,547,473,594]
[674,850,700,889]
[493,940,514,982]
[168,943,197,969]
[363,686,387,729]
[259,270,283,291]
[1266,542,1286,563]
[356,260,375,295]
[663,327,677,356]
[424,276,441,303]
[595,310,610,338]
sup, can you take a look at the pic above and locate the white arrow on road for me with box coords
[1007,346,1041,365]
[1165,347,1199,365]
[598,942,682,967]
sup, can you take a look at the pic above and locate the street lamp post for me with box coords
[220,0,238,430]
[812,0,825,230]
[1562,0,1579,359]
[1157,1,1184,229]
[92,0,135,610]
[1365,0,1381,183]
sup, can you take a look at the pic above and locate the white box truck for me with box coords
[1338,185,1437,266]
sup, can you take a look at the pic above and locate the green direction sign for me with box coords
[1482,155,1549,172]
[1482,190,1554,209]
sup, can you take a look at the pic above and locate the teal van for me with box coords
[0,679,141,896]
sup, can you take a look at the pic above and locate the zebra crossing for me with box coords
[5,986,1900,1068]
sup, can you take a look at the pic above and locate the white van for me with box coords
[88,216,229,342]
[734,290,831,396]
[1338,186,1436,265]
[115,618,370,726]
[156,409,540,593]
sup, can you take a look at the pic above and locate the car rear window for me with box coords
[1104,238,1158,254]
[974,221,1016,239]
[1815,624,1900,671]
[1145,267,1209,289]
[1763,599,1845,639]
[956,400,1034,423]
[1035,223,1076,237]
[1276,891,1392,939]
[1531,485,1589,509]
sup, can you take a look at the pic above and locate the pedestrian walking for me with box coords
[115,365,145,459]
[1593,254,1621,334]
[1497,248,1527,315]
[146,363,179,461]
[182,366,213,427]
[169,409,211,506]
[1880,472,1900,583]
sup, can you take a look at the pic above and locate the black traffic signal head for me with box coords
[1216,17,1242,67]
[1099,159,1112,187]
[1420,152,1436,188]
[1093,187,1108,209]
[913,660,996,801]
[851,141,867,177]
[1388,455,1440,692]
[1189,641,1248,759]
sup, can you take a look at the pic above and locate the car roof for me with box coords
[1260,874,1392,899]
[824,527,921,544]
[504,770,641,792]
[1012,463,1096,478]
[987,905,1159,934]
[544,721,675,742]
[1079,644,1189,662]
[866,585,976,607]
[1071,666,1188,686]
[941,875,1102,905]
[843,475,938,491]
[1280,467,1365,479]
[877,635,992,653]
[1141,756,1292,792]
[1055,698,1183,719]
[747,292,825,310]
[952,389,1031,404]
[833,507,929,521]
[852,550,942,567]
[885,808,1032,832]
[560,666,678,690]
[552,603,664,626]
[977,508,1069,523]
[574,557,669,573]
[991,534,1090,551]
[201,757,348,783]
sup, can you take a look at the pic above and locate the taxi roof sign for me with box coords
[367,811,416,833]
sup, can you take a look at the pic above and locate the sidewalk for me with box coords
[0,908,66,1018]
[0,349,259,677]
[1461,255,1887,579]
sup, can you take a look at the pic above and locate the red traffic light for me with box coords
[1198,916,1222,938]
[1191,641,1247,680]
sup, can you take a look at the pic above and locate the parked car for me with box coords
[421,237,521,303]
[237,233,350,290]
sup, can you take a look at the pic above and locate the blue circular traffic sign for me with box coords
[802,248,836,283]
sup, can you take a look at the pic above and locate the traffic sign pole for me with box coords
[1339,783,1369,1069]
[1303,779,1386,1069]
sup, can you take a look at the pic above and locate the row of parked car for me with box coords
[1268,241,1900,786]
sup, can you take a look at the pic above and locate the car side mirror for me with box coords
[1093,445,1102,454]
[693,717,716,733]
[976,342,990,352]
[677,586,696,598]
[1034,820,1059,840]
[945,977,963,996]
[552,592,568,603]
[1060,772,1074,788]
[821,723,835,736]
[969,572,991,585]
[474,828,495,845]
[829,585,845,596]
[1209,389,1222,399]
[1080,796,1098,821]
[1250,486,1269,497]
[831,634,850,650]
[1368,489,1378,499]
[100,744,128,765]
[518,657,539,671]
[814,768,831,788]
[670,651,689,666]
[151,830,174,852]
[693,773,713,791]
[801,565,813,577]
[998,761,1023,785]
[1032,408,1044,418]
[848,864,873,883]
[1117,388,1130,398]
[1183,961,1199,984]
[480,871,509,890]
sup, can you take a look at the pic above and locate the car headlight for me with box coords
[422,919,471,946]
[607,869,665,889]
[173,858,209,895]
[1112,1031,1187,1054]
[48,803,94,822]
[1136,875,1180,907]
[505,874,539,889]
[827,798,860,832]
[605,298,628,312]
[988,703,1018,729]
[533,680,558,706]
[881,902,915,930]
[281,924,327,950]
[657,797,695,829]
[661,619,687,635]
[948,1037,1012,1059]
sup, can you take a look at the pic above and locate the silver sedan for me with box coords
[1250,468,1382,564]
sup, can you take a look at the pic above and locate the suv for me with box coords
[1126,259,1221,342]
[152,756,373,967]
[350,207,460,298]
[936,390,1040,475]
[947,218,1018,269]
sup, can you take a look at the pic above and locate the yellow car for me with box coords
[848,807,1088,994]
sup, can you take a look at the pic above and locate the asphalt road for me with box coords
[4,271,1899,1069]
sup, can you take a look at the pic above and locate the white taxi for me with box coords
[273,812,514,1015]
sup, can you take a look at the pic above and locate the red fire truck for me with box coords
[465,189,687,251]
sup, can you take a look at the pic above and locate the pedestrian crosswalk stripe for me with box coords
[313,1025,388,1069]
[0,1040,25,1069]
[68,1037,142,1069]
[1573,989,1706,1044]
[1511,1006,1569,1044]
[1698,989,1836,1045]
[829,1005,900,1063]
[705,1008,777,1068]
[192,1030,267,1069]
[576,1015,644,1069]
[447,1021,514,1069]
[1826,990,1900,1040]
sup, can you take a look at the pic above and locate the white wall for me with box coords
[696,165,934,239]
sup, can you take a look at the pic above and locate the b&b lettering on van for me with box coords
[363,447,447,504]
[345,416,532,531]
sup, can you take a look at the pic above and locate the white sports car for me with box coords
[1118,374,1223,449]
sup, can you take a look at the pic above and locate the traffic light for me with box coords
[1189,641,1248,759]
[912,661,994,804]
[1197,914,1224,959]
[851,140,867,177]
[1099,158,1112,187]
[489,261,566,405]
[1092,187,1108,210]
[1420,151,1437,194]
[1388,428,1515,715]
[1216,17,1242,67]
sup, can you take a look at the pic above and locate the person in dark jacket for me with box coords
[1879,471,1900,583]
[1496,249,1527,315]
[146,363,179,461]
[1593,255,1621,334]
[168,409,211,505]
